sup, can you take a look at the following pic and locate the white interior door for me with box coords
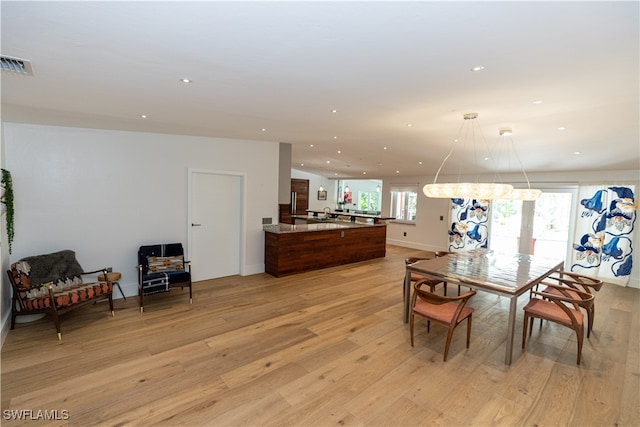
[189,171,242,281]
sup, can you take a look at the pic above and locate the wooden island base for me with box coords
[264,222,387,277]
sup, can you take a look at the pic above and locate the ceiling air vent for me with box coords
[1,55,33,75]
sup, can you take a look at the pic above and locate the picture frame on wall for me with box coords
[318,190,327,200]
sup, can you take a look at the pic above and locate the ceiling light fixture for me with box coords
[180,78,192,83]
[496,128,541,201]
[423,113,514,199]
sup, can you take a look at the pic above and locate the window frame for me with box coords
[389,184,418,224]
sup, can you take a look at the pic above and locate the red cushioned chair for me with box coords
[405,251,453,294]
[541,270,603,338]
[7,249,114,340]
[522,280,594,365]
[410,279,476,361]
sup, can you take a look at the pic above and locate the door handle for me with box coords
[191,223,202,227]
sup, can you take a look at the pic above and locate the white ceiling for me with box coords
[2,1,638,179]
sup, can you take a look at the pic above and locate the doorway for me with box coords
[489,189,576,259]
[188,170,244,281]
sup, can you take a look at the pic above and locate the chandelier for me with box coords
[423,113,514,199]
[423,113,541,200]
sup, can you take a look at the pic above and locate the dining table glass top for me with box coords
[407,249,565,295]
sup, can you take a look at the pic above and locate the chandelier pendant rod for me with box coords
[431,118,468,185]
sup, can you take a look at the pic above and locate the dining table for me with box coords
[403,248,564,365]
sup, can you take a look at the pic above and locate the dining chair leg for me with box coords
[466,315,472,348]
[522,313,529,349]
[576,324,584,365]
[587,306,594,338]
[409,313,415,347]
[443,327,455,361]
[529,317,535,337]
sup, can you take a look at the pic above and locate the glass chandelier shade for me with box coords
[507,188,542,201]
[423,182,513,199]
[423,113,514,200]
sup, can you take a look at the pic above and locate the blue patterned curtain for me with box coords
[570,185,635,286]
[448,198,490,252]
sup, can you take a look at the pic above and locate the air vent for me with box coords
[1,55,33,75]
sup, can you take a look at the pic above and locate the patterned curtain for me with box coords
[448,198,490,252]
[570,185,635,286]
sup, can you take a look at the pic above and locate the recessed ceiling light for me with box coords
[310,144,314,147]
[333,136,338,139]
[396,170,400,174]
[300,163,304,166]
[418,161,423,165]
[557,127,566,131]
[407,123,412,127]
[331,109,337,113]
[362,172,367,175]
[326,160,331,164]
[337,150,341,154]
[261,128,267,132]
[383,147,388,150]
[140,114,147,119]
[574,151,581,155]
[180,78,192,83]
[532,100,544,105]
[471,66,485,72]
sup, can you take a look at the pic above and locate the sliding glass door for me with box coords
[489,189,576,260]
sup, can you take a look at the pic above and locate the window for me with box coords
[359,191,380,212]
[390,185,418,223]
[489,189,575,259]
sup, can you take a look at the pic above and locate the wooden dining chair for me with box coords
[405,251,452,295]
[522,281,595,365]
[410,279,476,361]
[542,270,603,338]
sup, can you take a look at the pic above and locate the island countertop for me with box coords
[263,220,384,234]
[263,220,387,276]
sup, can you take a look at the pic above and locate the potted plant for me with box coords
[1,168,14,253]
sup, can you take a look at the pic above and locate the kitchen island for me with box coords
[264,221,387,277]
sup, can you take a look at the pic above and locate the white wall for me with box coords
[1,123,280,320]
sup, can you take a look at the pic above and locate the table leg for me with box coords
[403,270,411,323]
[505,296,518,365]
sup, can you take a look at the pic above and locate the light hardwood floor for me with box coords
[2,245,638,426]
